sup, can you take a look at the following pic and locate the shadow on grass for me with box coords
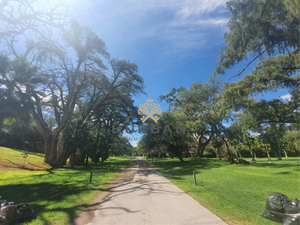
[3,159,33,171]
[0,182,82,224]
[2,159,50,171]
[0,183,75,204]
[0,181,130,224]
[27,162,45,169]
[249,162,299,169]
[149,157,300,181]
[0,159,134,224]
[149,158,231,180]
[275,171,291,175]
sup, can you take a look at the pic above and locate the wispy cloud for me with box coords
[175,0,227,19]
[170,18,228,27]
[79,0,228,55]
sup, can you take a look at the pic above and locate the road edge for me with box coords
[70,160,137,225]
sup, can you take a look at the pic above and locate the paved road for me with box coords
[86,158,227,225]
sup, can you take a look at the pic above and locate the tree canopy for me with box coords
[0,2,145,167]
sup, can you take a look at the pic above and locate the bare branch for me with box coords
[229,50,267,80]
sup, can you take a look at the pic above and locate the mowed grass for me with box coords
[147,157,300,225]
[0,147,133,225]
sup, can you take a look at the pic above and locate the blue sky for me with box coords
[73,0,229,104]
[65,0,289,146]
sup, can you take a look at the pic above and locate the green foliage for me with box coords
[227,121,243,147]
[282,130,300,155]
[215,0,299,76]
[138,111,185,161]
[215,0,299,133]
[158,77,235,162]
[63,119,95,161]
[110,135,134,156]
[0,118,43,151]
[0,56,34,125]
[284,0,300,20]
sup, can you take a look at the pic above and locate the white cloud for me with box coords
[280,94,291,101]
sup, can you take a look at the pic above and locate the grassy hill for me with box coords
[0,147,133,225]
[0,147,50,171]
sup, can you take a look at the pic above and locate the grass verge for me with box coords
[0,147,133,225]
[147,157,300,225]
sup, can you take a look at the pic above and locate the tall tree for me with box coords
[160,77,235,163]
[215,0,299,128]
[0,19,145,167]
[0,21,109,166]
[227,121,244,159]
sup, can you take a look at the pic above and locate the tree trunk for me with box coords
[265,145,272,163]
[249,144,253,156]
[193,134,201,157]
[278,149,282,160]
[51,149,73,168]
[186,148,191,158]
[101,150,108,162]
[50,128,77,168]
[177,153,184,162]
[233,146,238,159]
[222,137,234,164]
[283,150,288,158]
[31,101,75,167]
[195,145,201,157]
[44,135,58,165]
[70,150,76,169]
[275,133,282,160]
[199,146,204,158]
[251,148,256,162]
[85,155,89,166]
[56,129,66,159]
[237,149,242,159]
[217,147,221,160]
[173,145,184,162]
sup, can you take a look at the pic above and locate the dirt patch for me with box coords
[0,158,50,171]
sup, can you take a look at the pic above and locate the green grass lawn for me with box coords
[147,157,300,225]
[0,147,133,225]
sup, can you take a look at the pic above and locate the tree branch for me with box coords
[229,49,267,80]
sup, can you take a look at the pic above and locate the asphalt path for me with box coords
[77,158,227,225]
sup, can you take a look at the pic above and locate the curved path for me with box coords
[74,158,227,225]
